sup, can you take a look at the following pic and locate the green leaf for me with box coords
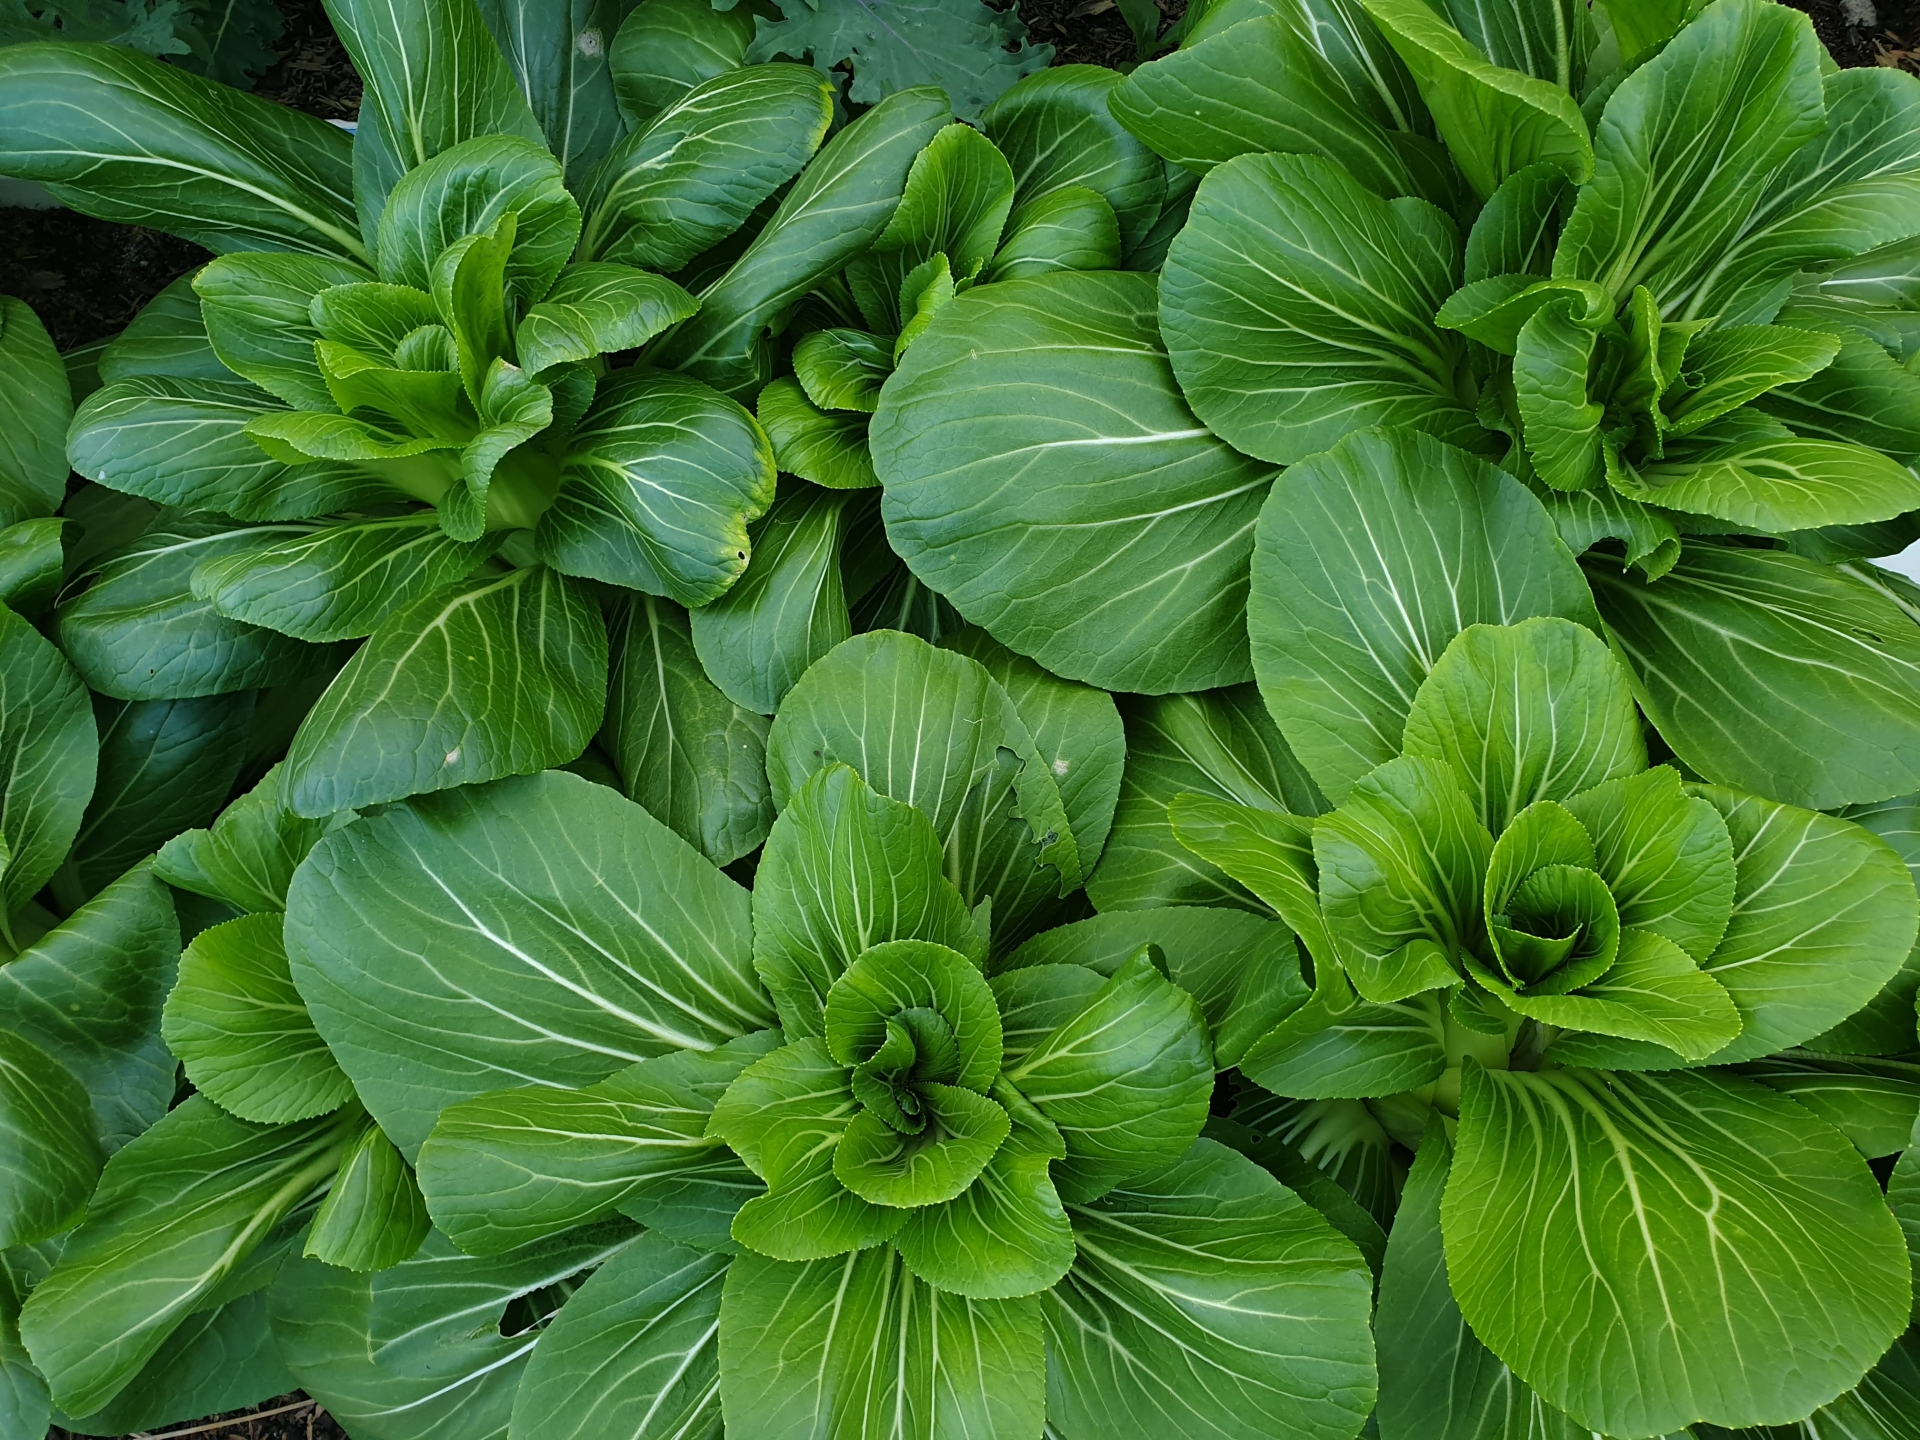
[1202,1114,1388,1278]
[1465,161,1570,283]
[192,512,503,643]
[1247,985,1451,1100]
[1109,11,1447,203]
[1758,323,1920,462]
[0,516,65,619]
[1565,765,1736,963]
[792,328,891,414]
[304,1121,431,1271]
[64,692,254,898]
[0,42,364,261]
[754,378,876,489]
[194,251,374,410]
[1611,437,1920,533]
[1087,686,1325,914]
[578,64,831,273]
[271,1223,634,1440]
[751,763,975,1039]
[285,770,774,1153]
[0,863,182,1151]
[601,593,773,867]
[162,912,354,1124]
[0,1029,100,1248]
[152,762,334,914]
[1315,756,1491,1001]
[1402,617,1646,835]
[1249,427,1600,804]
[609,0,756,128]
[516,263,698,377]
[1165,794,1338,978]
[832,1080,1009,1209]
[1553,0,1825,311]
[876,121,1014,278]
[1229,1084,1407,1229]
[510,1230,728,1440]
[690,481,851,715]
[1512,296,1607,491]
[1357,0,1591,201]
[717,1246,1044,1440]
[476,0,626,185]
[1443,1066,1909,1435]
[1665,325,1842,435]
[18,1097,356,1417]
[1817,792,1920,1055]
[1046,1138,1378,1440]
[282,564,606,816]
[96,272,225,386]
[982,65,1161,252]
[544,367,775,605]
[0,602,95,920]
[658,86,951,397]
[416,1032,777,1255]
[0,297,72,524]
[1161,152,1474,465]
[1739,1052,1920,1159]
[984,183,1120,282]
[874,270,1275,694]
[1002,949,1213,1202]
[1587,544,1920,809]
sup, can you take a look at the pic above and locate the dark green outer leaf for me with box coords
[1818,791,1920,1055]
[96,272,226,387]
[0,297,71,526]
[0,602,96,919]
[982,64,1162,252]
[284,770,774,1154]
[477,0,626,184]
[0,1028,101,1249]
[609,0,756,128]
[875,270,1275,695]
[0,43,364,262]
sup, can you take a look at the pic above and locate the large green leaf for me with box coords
[1610,437,1920,534]
[1250,428,1599,804]
[0,297,72,526]
[1818,792,1920,1055]
[17,1097,356,1417]
[0,603,95,922]
[1046,1138,1377,1440]
[1738,1052,1920,1159]
[0,1029,100,1249]
[194,251,374,410]
[1160,152,1474,466]
[1443,1066,1909,1435]
[272,1222,635,1440]
[602,593,773,867]
[56,525,347,701]
[281,564,606,817]
[510,1230,727,1440]
[96,272,226,387]
[1588,544,1920,808]
[658,86,951,397]
[544,367,775,605]
[0,43,365,261]
[1236,987,1449,1101]
[477,0,625,184]
[875,270,1275,694]
[1553,0,1824,311]
[516,263,699,377]
[578,64,831,272]
[285,770,774,1153]
[609,0,756,127]
[717,1245,1044,1440]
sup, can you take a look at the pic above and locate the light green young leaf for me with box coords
[875,121,1015,278]
[1443,1066,1909,1435]
[0,1030,101,1249]
[1236,987,1450,1100]
[1402,617,1646,835]
[282,564,606,817]
[1565,766,1737,963]
[510,1230,728,1440]
[18,1097,356,1417]
[602,593,773,867]
[609,0,755,127]
[152,763,334,916]
[1160,152,1474,466]
[0,43,364,261]
[755,378,876,489]
[0,297,72,525]
[1465,161,1569,283]
[1611,436,1920,533]
[304,1121,431,1272]
[285,770,774,1154]
[1664,324,1841,434]
[0,602,95,921]
[984,183,1120,281]
[162,912,354,1124]
[875,270,1275,694]
[1166,794,1334,976]
[718,1246,1044,1440]
[1047,1138,1378,1440]
[1250,427,1602,804]
[193,252,373,410]
[1512,296,1607,491]
[516,263,698,377]
[792,329,891,414]
[545,366,775,605]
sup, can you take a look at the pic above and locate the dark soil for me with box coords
[1017,0,1186,68]
[49,1395,348,1440]
[250,0,361,120]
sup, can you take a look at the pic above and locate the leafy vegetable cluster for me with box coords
[4,0,1920,1435]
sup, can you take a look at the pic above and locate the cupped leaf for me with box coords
[578,64,832,272]
[1002,949,1212,1202]
[0,603,95,922]
[1249,427,1600,804]
[0,1030,101,1249]
[751,764,975,1038]
[304,1121,431,1272]
[285,770,774,1153]
[1443,1065,1909,1435]
[755,378,876,489]
[718,1245,1044,1440]
[1046,1138,1378,1440]
[984,183,1121,281]
[194,252,374,410]
[543,366,775,605]
[515,263,698,377]
[0,297,73,524]
[1565,765,1736,963]
[1588,543,1920,809]
[417,1032,778,1256]
[824,939,1002,1091]
[18,1097,356,1417]
[610,0,756,127]
[282,564,606,817]
[161,912,354,1124]
[0,42,364,261]
[875,270,1275,694]
[510,1230,728,1440]
[1511,295,1606,491]
[602,593,773,867]
[832,1082,1010,1209]
[1160,151,1474,466]
[792,328,891,414]
[982,65,1161,252]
